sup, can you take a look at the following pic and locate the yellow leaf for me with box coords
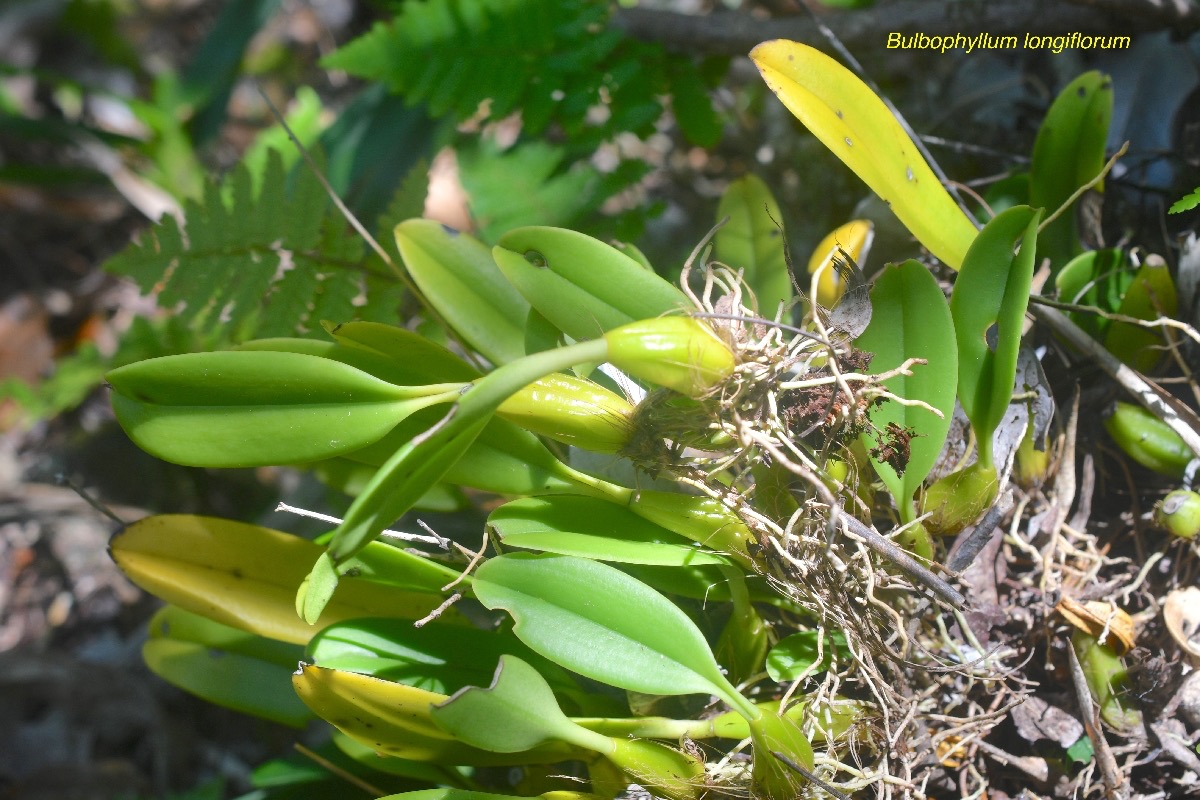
[112,515,461,644]
[806,219,874,306]
[750,40,977,269]
[292,665,582,765]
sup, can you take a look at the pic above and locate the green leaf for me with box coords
[625,489,757,567]
[394,219,530,365]
[108,350,454,468]
[1054,248,1132,339]
[435,657,707,800]
[855,260,958,521]
[949,205,1041,468]
[457,140,603,242]
[750,40,978,269]
[1170,186,1200,214]
[144,606,311,728]
[1029,71,1112,269]
[669,63,722,148]
[488,495,731,566]
[492,226,689,341]
[319,339,609,570]
[432,655,610,753]
[1065,734,1095,765]
[342,409,587,497]
[305,339,610,622]
[104,149,376,344]
[323,0,611,136]
[306,618,588,704]
[292,664,582,765]
[111,515,461,644]
[714,175,792,317]
[1105,258,1178,372]
[748,712,815,798]
[765,630,847,681]
[327,320,483,382]
[470,553,748,712]
[714,571,769,684]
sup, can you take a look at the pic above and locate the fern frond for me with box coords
[105,149,420,341]
[324,0,614,137]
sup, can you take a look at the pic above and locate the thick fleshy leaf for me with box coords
[470,553,747,711]
[750,40,977,269]
[325,320,483,382]
[378,792,602,800]
[395,219,530,365]
[434,657,706,800]
[714,175,792,316]
[342,409,584,496]
[1105,258,1178,372]
[432,655,608,754]
[108,351,448,468]
[319,339,609,572]
[235,336,461,388]
[306,618,592,707]
[749,712,815,795]
[625,488,756,567]
[144,606,311,727]
[1054,248,1131,338]
[111,515,460,644]
[949,205,1041,468]
[292,664,581,765]
[855,260,957,521]
[625,564,783,606]
[765,630,846,681]
[432,656,706,800]
[488,496,731,567]
[333,735,471,786]
[714,572,769,684]
[312,458,468,510]
[1030,71,1112,269]
[492,226,688,341]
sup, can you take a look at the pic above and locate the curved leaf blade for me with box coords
[111,514,461,644]
[307,618,587,705]
[949,205,1041,468]
[144,606,311,728]
[108,350,434,467]
[292,664,582,765]
[395,219,530,365]
[488,496,731,567]
[855,260,958,517]
[750,40,977,269]
[714,175,792,316]
[492,226,688,341]
[1105,258,1177,372]
[470,553,738,704]
[431,655,604,753]
[1029,71,1112,268]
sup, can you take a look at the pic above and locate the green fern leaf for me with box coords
[457,139,600,241]
[1170,186,1200,214]
[104,149,406,341]
[324,0,606,136]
